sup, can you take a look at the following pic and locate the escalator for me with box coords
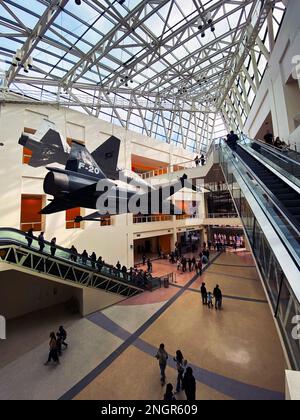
[0,228,159,301]
[235,144,300,228]
[219,141,300,371]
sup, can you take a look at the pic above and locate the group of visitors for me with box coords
[200,282,223,310]
[155,344,196,401]
[194,154,206,167]
[44,326,68,366]
[263,131,287,149]
[26,228,57,256]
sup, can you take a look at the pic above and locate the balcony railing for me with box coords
[207,213,238,219]
[133,215,173,223]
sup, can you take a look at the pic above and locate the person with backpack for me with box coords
[155,343,168,385]
[174,350,187,393]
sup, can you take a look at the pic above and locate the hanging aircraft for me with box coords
[40,141,199,221]
[18,119,151,191]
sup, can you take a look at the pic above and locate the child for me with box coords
[207,291,213,308]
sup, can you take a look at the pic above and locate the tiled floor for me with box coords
[0,251,286,400]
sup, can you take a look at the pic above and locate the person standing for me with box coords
[155,343,168,385]
[182,367,196,401]
[164,383,176,401]
[227,130,239,151]
[142,255,146,265]
[200,282,207,305]
[194,156,199,167]
[26,228,34,248]
[38,232,45,252]
[50,237,56,257]
[90,252,97,269]
[200,154,205,166]
[44,332,59,365]
[81,250,88,265]
[97,256,103,272]
[213,284,223,310]
[174,350,186,393]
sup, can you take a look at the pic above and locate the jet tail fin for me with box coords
[66,141,106,179]
[91,136,120,177]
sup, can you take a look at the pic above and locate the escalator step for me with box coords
[283,200,300,207]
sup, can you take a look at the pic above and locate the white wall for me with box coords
[0,270,82,320]
[0,103,199,267]
[244,0,300,149]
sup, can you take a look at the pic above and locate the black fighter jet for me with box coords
[41,141,198,221]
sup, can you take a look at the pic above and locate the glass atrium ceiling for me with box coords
[0,0,286,152]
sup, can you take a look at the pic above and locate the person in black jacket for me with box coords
[182,367,196,401]
[38,232,45,252]
[50,238,56,257]
[26,228,34,247]
[213,284,223,310]
[81,250,88,265]
[227,131,239,151]
[200,282,207,305]
[90,252,97,269]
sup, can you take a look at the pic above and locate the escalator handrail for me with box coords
[0,240,145,292]
[242,135,300,168]
[0,227,118,271]
[0,228,139,285]
[229,144,300,238]
[220,143,300,269]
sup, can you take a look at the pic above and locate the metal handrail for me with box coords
[138,137,223,180]
[242,135,300,168]
[220,143,300,267]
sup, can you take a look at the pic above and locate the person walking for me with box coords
[38,232,45,252]
[188,258,192,272]
[58,325,68,348]
[155,343,168,385]
[207,291,213,309]
[182,367,196,401]
[174,350,187,393]
[147,258,152,273]
[50,237,56,257]
[200,282,207,305]
[164,383,176,401]
[44,332,60,365]
[197,259,202,276]
[213,284,223,310]
[26,228,34,248]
